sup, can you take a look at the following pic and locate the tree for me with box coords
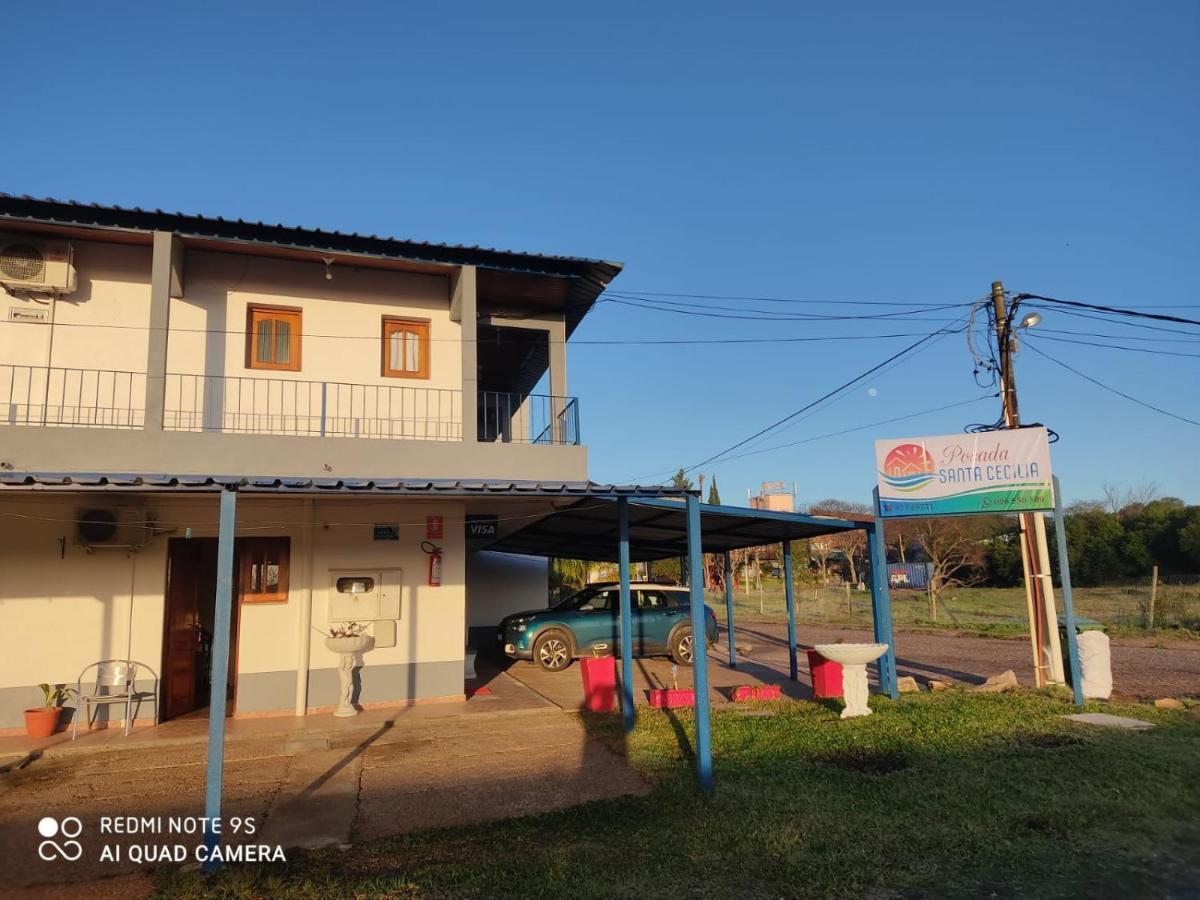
[707,476,721,506]
[810,499,871,586]
[909,516,988,613]
[1102,480,1159,516]
[671,469,694,491]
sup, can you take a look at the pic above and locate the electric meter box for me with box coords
[328,568,402,622]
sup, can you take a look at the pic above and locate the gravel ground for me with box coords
[726,622,1200,699]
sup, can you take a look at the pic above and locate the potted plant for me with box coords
[324,623,375,717]
[25,683,75,739]
[324,621,374,655]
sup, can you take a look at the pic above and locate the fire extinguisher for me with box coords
[421,541,443,587]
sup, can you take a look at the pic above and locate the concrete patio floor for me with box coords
[0,657,650,897]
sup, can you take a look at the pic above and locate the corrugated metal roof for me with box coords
[0,193,623,282]
[0,473,686,497]
[480,497,867,562]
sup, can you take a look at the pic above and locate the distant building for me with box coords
[749,481,795,513]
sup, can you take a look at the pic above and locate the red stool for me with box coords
[807,649,843,699]
[580,656,617,712]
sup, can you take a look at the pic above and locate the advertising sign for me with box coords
[466,514,498,539]
[875,427,1053,517]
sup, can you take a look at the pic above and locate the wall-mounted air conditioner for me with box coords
[0,235,76,296]
[76,507,153,552]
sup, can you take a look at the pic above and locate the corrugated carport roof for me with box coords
[0,473,686,497]
[480,497,867,562]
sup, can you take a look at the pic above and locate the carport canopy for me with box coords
[479,497,868,562]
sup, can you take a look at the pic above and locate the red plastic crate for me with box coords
[807,649,843,699]
[648,689,695,709]
[732,684,782,702]
[580,656,616,712]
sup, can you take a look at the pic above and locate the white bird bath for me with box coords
[813,643,889,719]
[325,634,375,717]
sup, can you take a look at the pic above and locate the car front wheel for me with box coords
[533,630,573,672]
[670,627,695,666]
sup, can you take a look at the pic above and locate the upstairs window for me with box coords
[382,317,430,378]
[247,305,302,371]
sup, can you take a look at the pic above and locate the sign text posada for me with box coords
[875,427,1053,517]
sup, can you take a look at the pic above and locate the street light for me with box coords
[1018,311,1042,330]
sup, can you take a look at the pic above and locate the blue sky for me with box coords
[6,1,1197,507]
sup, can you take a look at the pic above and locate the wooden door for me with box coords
[164,540,208,719]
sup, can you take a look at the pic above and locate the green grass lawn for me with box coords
[159,692,1200,899]
[716,579,1200,640]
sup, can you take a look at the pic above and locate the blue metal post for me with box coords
[866,516,898,700]
[782,540,798,681]
[1052,476,1085,707]
[685,493,714,794]
[723,551,736,669]
[202,485,237,872]
[870,487,898,699]
[319,382,327,436]
[617,497,636,732]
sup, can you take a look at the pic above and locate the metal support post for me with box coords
[1052,476,1085,706]
[782,540,798,681]
[617,497,635,732]
[202,486,237,871]
[686,494,714,793]
[723,551,736,668]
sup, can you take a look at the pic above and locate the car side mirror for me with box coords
[579,603,595,611]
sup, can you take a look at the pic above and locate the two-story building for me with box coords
[0,194,643,728]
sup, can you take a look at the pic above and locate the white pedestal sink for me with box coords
[813,643,889,719]
[325,634,375,717]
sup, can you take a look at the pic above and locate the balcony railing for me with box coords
[164,373,462,441]
[479,391,580,446]
[1,364,145,429]
[1,366,582,447]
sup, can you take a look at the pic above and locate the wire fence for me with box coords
[711,574,1200,633]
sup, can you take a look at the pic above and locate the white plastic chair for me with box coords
[71,660,159,739]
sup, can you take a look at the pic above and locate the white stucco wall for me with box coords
[0,492,468,727]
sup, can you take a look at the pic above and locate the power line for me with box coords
[1016,293,1200,328]
[1023,338,1200,428]
[715,394,998,463]
[1024,334,1200,358]
[1023,304,1200,336]
[677,324,963,475]
[731,320,966,456]
[0,318,969,348]
[604,294,971,323]
[615,289,1200,310]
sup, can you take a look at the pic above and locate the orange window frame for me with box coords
[381,317,431,379]
[246,305,303,372]
[238,537,290,604]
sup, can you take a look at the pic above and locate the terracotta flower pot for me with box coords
[24,707,62,739]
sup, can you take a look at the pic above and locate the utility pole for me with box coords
[992,281,1065,687]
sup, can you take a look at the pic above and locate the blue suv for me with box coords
[499,582,719,671]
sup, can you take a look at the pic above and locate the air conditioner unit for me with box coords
[77,507,152,551]
[0,235,76,296]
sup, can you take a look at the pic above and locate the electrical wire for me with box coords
[672,324,964,477]
[614,289,1200,310]
[709,394,998,463]
[1022,334,1200,358]
[1015,294,1200,328]
[603,294,972,323]
[1022,338,1200,428]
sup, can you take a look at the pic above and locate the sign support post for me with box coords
[1052,475,1084,707]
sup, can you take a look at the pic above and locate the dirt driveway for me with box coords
[728,622,1200,699]
[500,624,1200,708]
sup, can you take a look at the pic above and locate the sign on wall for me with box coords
[875,427,1053,517]
[466,514,498,540]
